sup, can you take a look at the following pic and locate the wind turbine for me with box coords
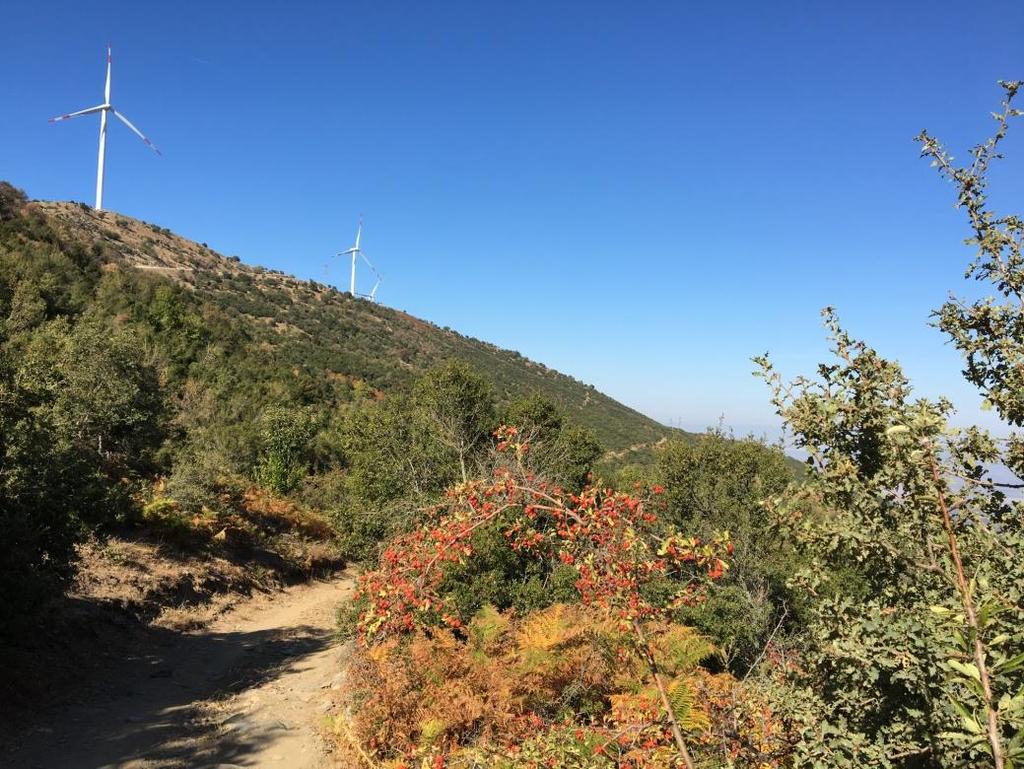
[49,44,160,211]
[337,219,382,301]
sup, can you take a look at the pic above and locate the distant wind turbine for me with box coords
[337,219,382,302]
[49,44,161,211]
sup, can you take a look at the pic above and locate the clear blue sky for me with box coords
[3,1,1022,437]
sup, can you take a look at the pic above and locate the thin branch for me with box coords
[947,469,1024,490]
[742,604,788,682]
[632,619,696,769]
[925,442,1005,769]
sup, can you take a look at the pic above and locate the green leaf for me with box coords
[997,652,1024,673]
[962,714,984,735]
[952,698,975,723]
[949,659,982,682]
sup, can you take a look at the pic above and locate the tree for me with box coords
[658,432,792,535]
[657,431,799,673]
[0,181,27,222]
[917,81,1024,431]
[17,316,163,466]
[757,314,1024,768]
[0,344,83,622]
[0,318,161,623]
[253,405,317,494]
[5,279,47,333]
[503,394,603,491]
[343,395,453,504]
[337,364,498,561]
[504,394,565,436]
[746,82,1024,769]
[412,360,497,483]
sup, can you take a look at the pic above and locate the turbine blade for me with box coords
[112,109,161,155]
[360,252,379,275]
[104,44,112,104]
[49,104,106,123]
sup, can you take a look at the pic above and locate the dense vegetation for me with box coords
[331,82,1024,769]
[0,189,632,624]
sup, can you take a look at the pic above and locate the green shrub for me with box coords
[0,181,28,222]
[164,459,221,514]
[141,497,196,540]
[253,406,317,494]
[329,500,405,564]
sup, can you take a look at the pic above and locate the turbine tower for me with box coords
[49,44,160,211]
[337,219,382,302]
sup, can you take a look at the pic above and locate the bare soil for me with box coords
[2,572,355,769]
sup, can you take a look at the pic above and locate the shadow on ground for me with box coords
[1,593,336,769]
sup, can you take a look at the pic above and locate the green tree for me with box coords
[548,423,603,491]
[0,344,86,622]
[253,405,317,494]
[751,84,1024,767]
[503,394,564,436]
[917,81,1024,431]
[1,316,163,623]
[5,279,47,333]
[412,360,497,483]
[0,181,27,222]
[657,431,798,672]
[338,366,496,561]
[343,394,453,505]
[18,316,163,465]
[758,314,1024,768]
[658,430,792,534]
[502,394,603,491]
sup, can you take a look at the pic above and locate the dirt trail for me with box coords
[6,575,355,769]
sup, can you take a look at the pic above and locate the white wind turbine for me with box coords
[338,219,382,302]
[49,44,161,211]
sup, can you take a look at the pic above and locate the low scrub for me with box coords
[333,603,785,768]
[145,478,342,576]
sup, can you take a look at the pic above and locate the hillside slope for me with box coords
[35,201,681,452]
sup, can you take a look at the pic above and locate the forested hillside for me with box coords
[34,199,677,453]
[0,184,692,624]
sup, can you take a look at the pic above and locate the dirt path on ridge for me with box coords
[5,575,355,769]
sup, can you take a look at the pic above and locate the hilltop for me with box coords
[35,200,682,453]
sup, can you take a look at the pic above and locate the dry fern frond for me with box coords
[652,625,714,677]
[666,675,711,733]
[468,603,509,654]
